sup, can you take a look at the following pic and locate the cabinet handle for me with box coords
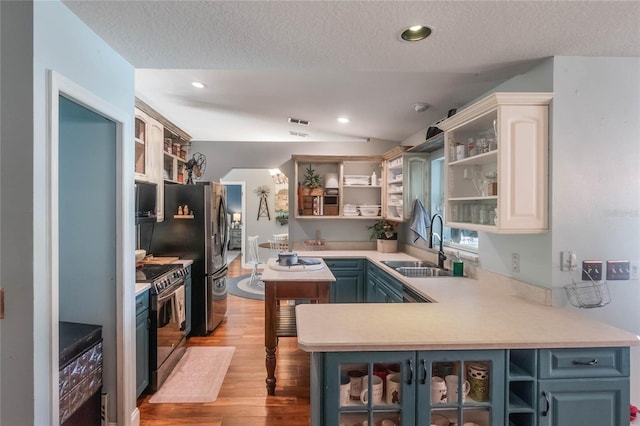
[541,391,550,416]
[419,359,427,384]
[407,359,414,385]
[571,358,598,366]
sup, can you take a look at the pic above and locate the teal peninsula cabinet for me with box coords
[295,302,636,426]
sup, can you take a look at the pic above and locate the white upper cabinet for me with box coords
[439,92,553,233]
[383,147,430,222]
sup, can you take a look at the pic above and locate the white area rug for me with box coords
[149,346,235,404]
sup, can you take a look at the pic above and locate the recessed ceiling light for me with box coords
[192,81,205,89]
[413,102,431,112]
[400,25,432,42]
[337,117,349,124]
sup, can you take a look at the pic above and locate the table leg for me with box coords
[264,282,277,395]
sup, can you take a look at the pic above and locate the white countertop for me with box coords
[293,250,640,352]
[261,258,336,282]
[135,283,150,296]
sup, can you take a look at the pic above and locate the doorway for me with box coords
[49,71,134,425]
[222,169,289,268]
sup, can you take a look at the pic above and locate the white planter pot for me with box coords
[377,239,398,253]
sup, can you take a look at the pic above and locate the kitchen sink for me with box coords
[381,260,435,268]
[381,260,453,278]
[396,267,453,277]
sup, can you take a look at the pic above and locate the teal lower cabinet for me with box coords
[324,258,365,303]
[507,347,630,426]
[135,289,150,397]
[315,347,630,426]
[366,261,403,303]
[318,350,505,426]
[184,265,192,335]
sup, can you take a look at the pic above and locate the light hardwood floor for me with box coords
[137,254,312,425]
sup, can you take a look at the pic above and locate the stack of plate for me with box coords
[343,204,359,216]
[358,205,380,217]
[344,175,370,185]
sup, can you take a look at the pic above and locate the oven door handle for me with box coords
[156,281,184,304]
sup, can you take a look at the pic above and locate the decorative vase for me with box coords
[377,239,398,253]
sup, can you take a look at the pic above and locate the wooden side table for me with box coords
[260,258,335,395]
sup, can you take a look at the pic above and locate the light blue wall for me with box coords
[58,95,118,416]
[225,184,242,215]
[549,57,640,402]
[467,58,555,286]
[0,1,135,424]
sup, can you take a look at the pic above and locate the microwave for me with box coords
[135,181,157,223]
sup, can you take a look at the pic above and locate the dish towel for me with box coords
[172,285,186,330]
[409,199,431,243]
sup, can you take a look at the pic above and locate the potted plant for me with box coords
[275,210,288,226]
[367,219,398,253]
[301,165,323,196]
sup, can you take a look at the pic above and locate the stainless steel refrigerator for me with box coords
[142,182,229,335]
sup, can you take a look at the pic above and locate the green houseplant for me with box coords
[367,220,398,253]
[302,165,323,195]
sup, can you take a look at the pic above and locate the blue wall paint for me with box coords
[58,95,118,408]
[226,184,242,216]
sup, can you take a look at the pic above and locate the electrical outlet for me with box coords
[512,253,520,273]
[561,251,577,271]
[582,260,602,281]
[631,262,639,280]
[606,260,630,280]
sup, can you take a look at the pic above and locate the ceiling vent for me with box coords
[288,117,311,126]
[289,130,309,138]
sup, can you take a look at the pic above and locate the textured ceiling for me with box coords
[63,1,640,143]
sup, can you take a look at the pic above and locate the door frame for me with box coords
[48,71,135,425]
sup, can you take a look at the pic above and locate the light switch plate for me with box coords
[582,260,602,281]
[606,260,630,280]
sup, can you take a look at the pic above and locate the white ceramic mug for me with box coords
[340,374,350,406]
[445,374,470,403]
[386,373,401,404]
[430,376,447,403]
[348,370,365,400]
[360,374,384,405]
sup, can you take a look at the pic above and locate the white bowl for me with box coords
[135,249,146,262]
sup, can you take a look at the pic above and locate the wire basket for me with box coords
[563,280,611,309]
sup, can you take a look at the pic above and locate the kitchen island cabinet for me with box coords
[260,258,335,395]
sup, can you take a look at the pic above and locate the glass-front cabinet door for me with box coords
[325,352,416,426]
[417,350,505,426]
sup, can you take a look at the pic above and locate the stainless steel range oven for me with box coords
[136,263,189,392]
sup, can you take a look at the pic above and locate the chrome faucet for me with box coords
[429,213,447,269]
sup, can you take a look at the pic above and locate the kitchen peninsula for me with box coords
[294,251,639,426]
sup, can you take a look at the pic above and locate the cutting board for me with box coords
[142,256,180,264]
